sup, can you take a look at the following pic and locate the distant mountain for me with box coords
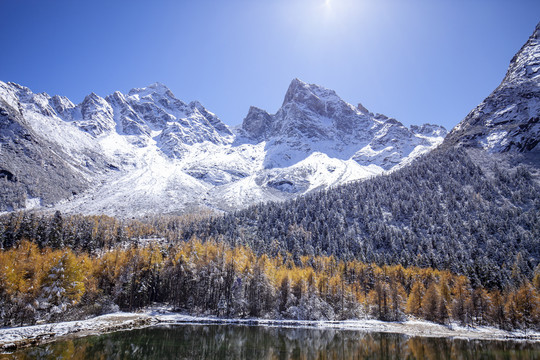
[0,79,445,216]
[239,78,446,170]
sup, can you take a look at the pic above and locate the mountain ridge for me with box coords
[0,78,445,216]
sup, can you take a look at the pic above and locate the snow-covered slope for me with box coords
[444,21,540,153]
[0,79,446,216]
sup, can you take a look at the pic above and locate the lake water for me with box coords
[2,324,539,359]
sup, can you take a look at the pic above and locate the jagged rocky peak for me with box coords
[444,21,540,153]
[105,90,150,136]
[502,21,540,85]
[76,92,115,136]
[2,81,32,100]
[0,82,49,117]
[50,95,75,118]
[81,92,109,111]
[0,82,19,110]
[128,82,175,98]
[106,90,126,104]
[283,78,339,106]
[275,78,369,139]
[281,78,356,118]
[189,100,233,136]
[357,102,370,115]
[124,83,234,145]
[0,77,449,214]
[241,106,273,140]
[411,124,448,137]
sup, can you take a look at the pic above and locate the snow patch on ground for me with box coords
[24,197,41,210]
[150,311,540,342]
[0,313,155,352]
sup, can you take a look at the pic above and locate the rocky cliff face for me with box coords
[0,78,445,216]
[444,22,540,154]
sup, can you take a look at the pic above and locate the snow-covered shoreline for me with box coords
[0,313,156,352]
[1,310,539,353]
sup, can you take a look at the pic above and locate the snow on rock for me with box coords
[24,197,41,210]
[238,78,446,170]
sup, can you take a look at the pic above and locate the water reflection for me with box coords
[3,324,539,359]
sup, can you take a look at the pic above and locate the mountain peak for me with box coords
[533,21,540,40]
[82,92,106,105]
[241,106,273,140]
[282,78,308,105]
[0,79,447,214]
[147,82,170,91]
[357,103,370,115]
[127,82,174,98]
[410,123,448,137]
[282,78,340,107]
[501,21,540,86]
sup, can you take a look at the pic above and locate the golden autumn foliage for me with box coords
[0,241,85,302]
[0,238,539,329]
[406,282,424,317]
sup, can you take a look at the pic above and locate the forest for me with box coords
[0,238,538,330]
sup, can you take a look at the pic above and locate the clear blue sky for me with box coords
[1,0,539,130]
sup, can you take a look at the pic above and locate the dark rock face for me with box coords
[241,106,273,141]
[444,22,540,154]
[0,170,17,182]
[275,78,368,141]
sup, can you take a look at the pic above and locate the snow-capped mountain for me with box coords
[444,21,540,153]
[238,79,445,170]
[0,79,446,216]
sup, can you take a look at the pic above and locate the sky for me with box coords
[0,0,539,131]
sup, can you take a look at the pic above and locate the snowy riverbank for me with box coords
[1,309,539,352]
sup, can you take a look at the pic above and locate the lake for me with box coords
[2,324,539,359]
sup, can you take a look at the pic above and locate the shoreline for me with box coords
[1,310,539,353]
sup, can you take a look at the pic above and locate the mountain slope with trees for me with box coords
[182,148,540,289]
